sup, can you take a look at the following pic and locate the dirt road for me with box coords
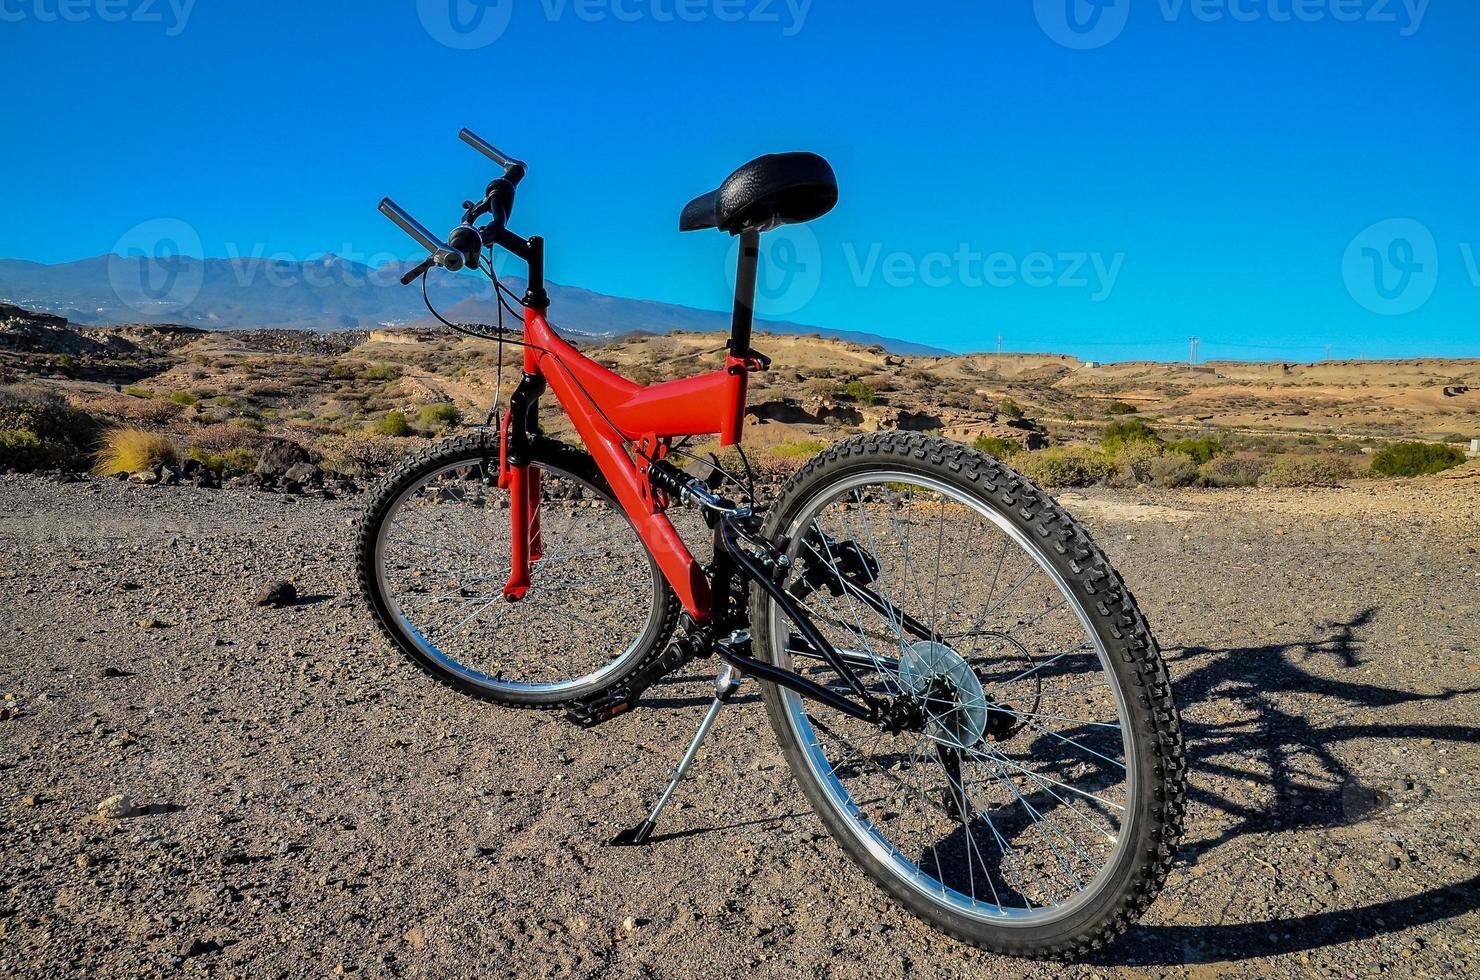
[2,473,1477,978]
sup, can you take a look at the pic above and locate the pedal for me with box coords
[563,636,705,729]
[564,691,633,728]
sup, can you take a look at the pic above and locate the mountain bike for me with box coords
[357,129,1187,958]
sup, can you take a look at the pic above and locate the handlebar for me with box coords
[378,198,465,273]
[460,128,525,178]
[380,128,527,285]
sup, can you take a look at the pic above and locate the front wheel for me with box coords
[751,433,1186,957]
[357,434,679,706]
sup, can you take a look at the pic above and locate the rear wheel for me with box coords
[751,433,1186,957]
[357,434,679,706]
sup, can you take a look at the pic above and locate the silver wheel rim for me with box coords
[768,470,1138,927]
[374,457,662,697]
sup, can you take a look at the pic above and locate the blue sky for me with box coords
[1,1,1477,359]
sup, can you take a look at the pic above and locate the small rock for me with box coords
[623,916,648,932]
[101,666,131,678]
[97,794,140,819]
[135,618,165,629]
[1384,854,1400,870]
[180,937,220,959]
[255,581,297,608]
[403,926,426,948]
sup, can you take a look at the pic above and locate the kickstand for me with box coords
[611,666,742,846]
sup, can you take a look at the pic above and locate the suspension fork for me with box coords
[499,372,546,601]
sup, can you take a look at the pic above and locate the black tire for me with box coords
[357,434,680,707]
[750,432,1187,958]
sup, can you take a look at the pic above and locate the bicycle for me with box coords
[357,129,1187,958]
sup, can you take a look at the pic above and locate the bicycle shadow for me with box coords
[1095,606,1480,965]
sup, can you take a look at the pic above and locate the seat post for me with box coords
[729,230,761,358]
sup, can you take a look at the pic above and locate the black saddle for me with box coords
[680,152,837,235]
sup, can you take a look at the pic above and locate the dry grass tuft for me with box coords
[94,428,178,476]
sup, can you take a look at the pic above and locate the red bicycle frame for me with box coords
[497,234,765,619]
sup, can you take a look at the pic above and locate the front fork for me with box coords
[498,373,546,602]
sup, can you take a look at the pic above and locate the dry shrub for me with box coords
[1146,452,1199,488]
[88,394,184,425]
[1257,454,1360,488]
[94,428,177,476]
[189,423,269,452]
[1014,446,1115,488]
[327,431,414,477]
[1110,440,1164,486]
[1199,454,1268,488]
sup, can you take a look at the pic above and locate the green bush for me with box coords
[1199,454,1268,488]
[1015,446,1114,488]
[769,439,828,459]
[373,410,412,437]
[0,387,99,472]
[1258,454,1359,488]
[1370,441,1466,478]
[838,380,877,405]
[362,362,401,382]
[56,353,78,375]
[1168,436,1224,465]
[997,397,1024,419]
[0,429,57,470]
[188,446,259,475]
[971,435,1022,458]
[168,391,199,406]
[123,386,153,399]
[1101,418,1161,454]
[1106,401,1138,415]
[416,402,461,430]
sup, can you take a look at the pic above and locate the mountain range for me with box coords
[0,255,950,356]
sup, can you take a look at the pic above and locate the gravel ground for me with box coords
[1,472,1477,979]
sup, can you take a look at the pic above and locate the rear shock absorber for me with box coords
[648,459,749,516]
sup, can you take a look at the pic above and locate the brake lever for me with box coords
[400,256,436,286]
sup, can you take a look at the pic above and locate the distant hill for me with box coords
[0,255,951,356]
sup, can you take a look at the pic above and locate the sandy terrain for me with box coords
[2,469,1477,979]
